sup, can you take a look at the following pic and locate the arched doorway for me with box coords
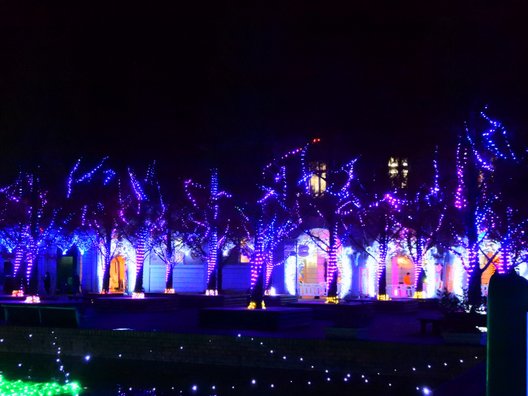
[109,255,126,293]
[387,254,414,298]
[56,246,81,295]
[480,252,499,297]
[291,229,352,298]
[97,238,136,294]
[297,244,326,298]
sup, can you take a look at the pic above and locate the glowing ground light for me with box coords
[0,375,81,395]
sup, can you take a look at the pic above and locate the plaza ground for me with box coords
[0,294,486,395]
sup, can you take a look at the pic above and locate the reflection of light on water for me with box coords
[113,328,134,331]
[0,375,81,395]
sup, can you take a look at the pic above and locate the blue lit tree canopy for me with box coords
[65,157,123,293]
[0,107,527,305]
[121,162,165,294]
[184,168,246,294]
[0,171,57,295]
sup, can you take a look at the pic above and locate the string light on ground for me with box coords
[0,319,484,395]
[0,375,81,395]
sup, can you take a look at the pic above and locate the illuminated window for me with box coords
[388,157,399,178]
[388,157,409,188]
[310,161,327,196]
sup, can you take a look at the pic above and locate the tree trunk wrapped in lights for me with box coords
[101,228,113,293]
[377,267,387,300]
[133,231,147,294]
[206,229,218,292]
[149,205,188,294]
[376,240,388,299]
[163,228,176,292]
[206,169,219,293]
[326,222,339,303]
[249,270,265,310]
[12,248,25,293]
[26,246,38,295]
[248,222,266,309]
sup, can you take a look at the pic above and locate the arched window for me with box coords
[309,161,327,196]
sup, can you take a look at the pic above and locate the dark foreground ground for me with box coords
[0,294,486,395]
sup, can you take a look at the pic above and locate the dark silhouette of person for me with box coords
[249,271,265,309]
[72,273,80,296]
[43,272,51,295]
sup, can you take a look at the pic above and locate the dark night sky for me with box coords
[1,1,528,194]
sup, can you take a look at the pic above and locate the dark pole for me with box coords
[487,272,528,395]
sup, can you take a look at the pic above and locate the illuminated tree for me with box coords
[295,140,365,303]
[0,171,56,296]
[452,108,525,309]
[121,163,165,295]
[184,168,237,294]
[391,150,449,296]
[65,157,123,293]
[490,206,528,272]
[0,181,24,292]
[148,200,190,292]
[247,142,307,308]
[354,196,402,298]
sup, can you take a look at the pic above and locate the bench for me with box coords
[418,315,444,335]
[2,305,79,328]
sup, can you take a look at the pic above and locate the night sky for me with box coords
[1,2,528,194]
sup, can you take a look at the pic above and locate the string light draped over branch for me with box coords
[185,168,237,295]
[0,171,58,297]
[450,107,525,311]
[64,158,123,294]
[248,140,322,309]
[295,139,364,303]
[121,162,166,296]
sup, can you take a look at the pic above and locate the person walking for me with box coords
[43,271,51,295]
[403,272,412,297]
